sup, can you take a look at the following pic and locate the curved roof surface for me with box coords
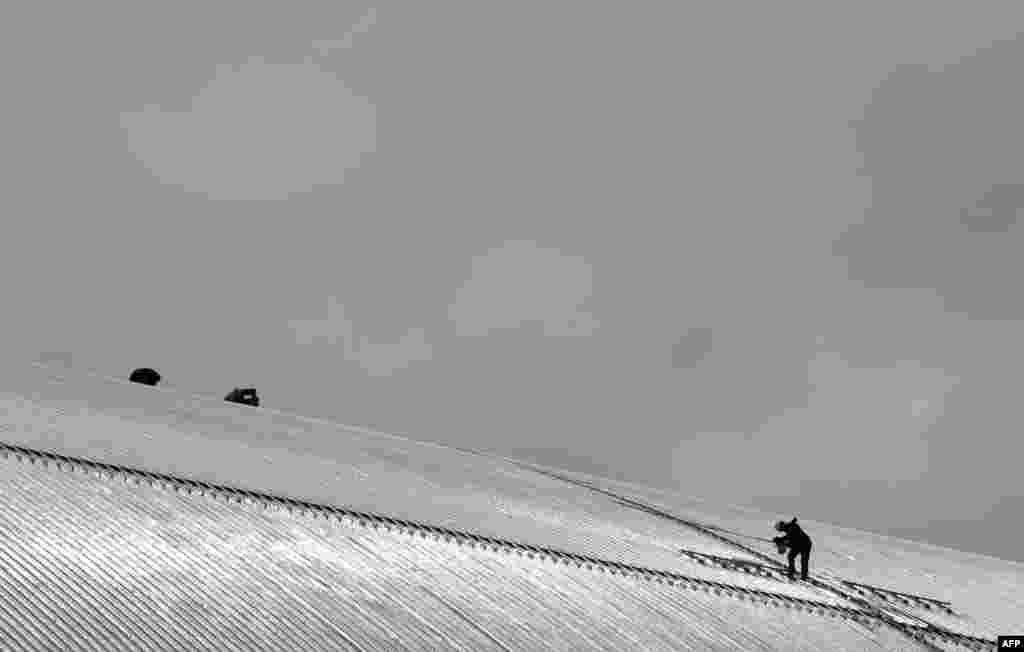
[0,363,1018,650]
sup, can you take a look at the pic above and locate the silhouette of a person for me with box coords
[129,368,161,386]
[773,518,812,580]
[225,387,260,407]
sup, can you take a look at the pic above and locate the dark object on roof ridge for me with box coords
[225,387,260,407]
[129,368,161,386]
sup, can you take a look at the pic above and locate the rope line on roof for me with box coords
[676,548,954,614]
[0,442,994,651]
[498,458,991,652]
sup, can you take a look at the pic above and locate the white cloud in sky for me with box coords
[120,56,375,200]
[288,296,352,348]
[670,350,961,501]
[801,351,960,436]
[354,328,432,377]
[449,240,599,337]
[288,297,431,377]
[910,398,930,418]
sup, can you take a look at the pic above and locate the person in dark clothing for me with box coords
[129,368,162,386]
[773,517,812,580]
[225,387,260,407]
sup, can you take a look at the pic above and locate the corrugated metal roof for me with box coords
[0,363,1016,650]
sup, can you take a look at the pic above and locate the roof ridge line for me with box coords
[0,441,994,650]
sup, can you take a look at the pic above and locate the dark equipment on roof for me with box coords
[225,387,260,407]
[129,368,162,386]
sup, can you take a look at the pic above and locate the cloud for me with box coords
[120,56,376,200]
[670,351,960,501]
[353,327,432,377]
[835,36,1024,318]
[909,398,930,418]
[449,240,599,337]
[795,351,960,449]
[289,296,352,347]
[288,297,432,377]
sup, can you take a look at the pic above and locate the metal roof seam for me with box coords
[507,459,988,650]
[0,441,998,648]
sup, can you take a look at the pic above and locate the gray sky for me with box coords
[3,2,1024,562]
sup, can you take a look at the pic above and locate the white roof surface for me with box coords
[0,362,1018,650]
